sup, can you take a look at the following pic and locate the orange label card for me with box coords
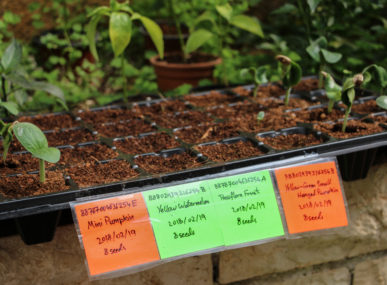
[73,193,160,276]
[275,161,348,234]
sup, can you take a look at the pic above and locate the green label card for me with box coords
[207,170,284,246]
[143,181,224,259]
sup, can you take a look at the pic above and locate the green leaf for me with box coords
[13,122,45,150]
[6,73,65,102]
[321,48,342,63]
[306,37,327,62]
[342,88,355,108]
[362,64,387,88]
[307,0,321,13]
[109,12,132,57]
[271,4,297,15]
[139,16,164,59]
[195,11,216,26]
[87,6,110,18]
[185,29,213,55]
[86,14,102,61]
[376,95,387,110]
[31,147,60,163]
[14,89,28,106]
[216,4,233,22]
[1,124,13,161]
[1,38,22,72]
[0,101,19,115]
[283,61,302,88]
[323,73,342,102]
[257,111,265,121]
[229,15,264,38]
[255,66,268,85]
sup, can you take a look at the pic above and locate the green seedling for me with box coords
[376,96,387,110]
[362,64,387,95]
[341,74,364,132]
[240,67,268,98]
[306,36,342,89]
[0,120,60,183]
[321,71,341,113]
[276,55,302,106]
[0,39,66,116]
[257,111,265,125]
[87,0,164,100]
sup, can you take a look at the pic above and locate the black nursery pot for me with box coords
[0,79,386,245]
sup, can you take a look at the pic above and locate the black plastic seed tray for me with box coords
[0,81,386,244]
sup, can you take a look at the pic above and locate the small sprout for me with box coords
[362,64,387,95]
[1,120,60,183]
[257,111,265,125]
[321,71,341,113]
[276,54,302,106]
[341,75,360,132]
[353,73,364,87]
[376,95,387,110]
[240,66,268,98]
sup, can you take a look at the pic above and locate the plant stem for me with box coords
[1,76,7,102]
[342,107,351,132]
[284,87,292,106]
[121,55,128,102]
[253,85,259,98]
[327,99,334,113]
[318,62,326,89]
[168,0,186,61]
[39,159,45,183]
[296,0,311,42]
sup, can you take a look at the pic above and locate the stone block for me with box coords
[218,163,387,284]
[353,255,387,285]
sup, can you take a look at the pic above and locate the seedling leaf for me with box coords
[216,4,233,22]
[109,12,132,57]
[139,16,164,59]
[86,14,102,61]
[1,38,22,72]
[321,48,342,63]
[376,95,387,110]
[185,29,213,55]
[230,15,264,38]
[0,101,19,115]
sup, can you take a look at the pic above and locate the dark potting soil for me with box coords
[18,113,79,131]
[46,128,98,146]
[133,100,189,116]
[114,132,181,154]
[59,144,118,166]
[0,153,54,175]
[258,133,325,150]
[233,111,297,133]
[160,52,217,64]
[95,120,154,138]
[232,84,285,98]
[293,78,320,92]
[351,100,384,115]
[184,91,244,108]
[78,108,140,124]
[208,102,264,119]
[0,171,68,198]
[196,140,265,162]
[314,120,385,139]
[67,160,138,188]
[174,123,240,144]
[150,110,214,129]
[287,107,343,123]
[135,152,202,174]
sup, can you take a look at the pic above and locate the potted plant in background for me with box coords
[149,1,264,91]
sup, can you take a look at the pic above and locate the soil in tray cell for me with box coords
[151,110,214,129]
[0,171,68,198]
[78,108,140,124]
[134,152,202,174]
[232,84,284,98]
[258,133,325,150]
[314,120,385,139]
[46,128,98,146]
[59,144,119,167]
[67,160,138,188]
[133,100,189,116]
[208,102,264,119]
[351,100,384,115]
[18,113,79,131]
[293,78,320,92]
[233,110,297,133]
[196,140,265,162]
[287,107,343,123]
[114,133,180,154]
[0,152,57,175]
[174,122,240,144]
[95,120,154,138]
[184,91,244,108]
